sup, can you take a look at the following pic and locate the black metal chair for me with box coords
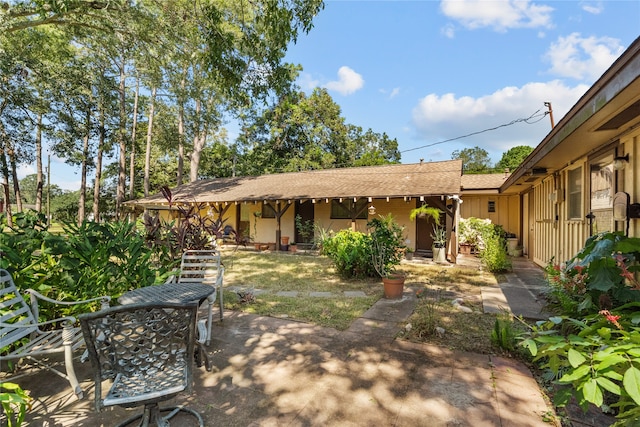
[79,302,204,427]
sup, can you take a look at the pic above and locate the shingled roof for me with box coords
[127,160,463,207]
[461,173,511,191]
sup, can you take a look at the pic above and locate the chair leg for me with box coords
[218,286,224,322]
[116,404,204,427]
[62,322,83,399]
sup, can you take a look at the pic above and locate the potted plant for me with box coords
[368,214,406,299]
[289,242,297,253]
[431,225,447,263]
[405,247,414,260]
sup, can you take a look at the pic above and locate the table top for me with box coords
[118,282,216,305]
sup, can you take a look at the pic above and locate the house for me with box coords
[126,160,463,257]
[500,36,640,268]
[129,36,640,268]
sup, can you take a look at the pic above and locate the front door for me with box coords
[295,200,315,245]
[415,197,440,253]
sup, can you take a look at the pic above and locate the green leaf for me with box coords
[583,378,603,407]
[595,354,627,371]
[568,348,587,368]
[559,365,591,383]
[595,376,622,395]
[520,338,537,356]
[587,258,619,291]
[623,367,640,405]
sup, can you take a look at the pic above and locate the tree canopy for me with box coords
[1,0,326,221]
[495,145,534,172]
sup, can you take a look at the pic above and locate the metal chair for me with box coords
[168,250,224,345]
[0,268,111,399]
[79,302,204,427]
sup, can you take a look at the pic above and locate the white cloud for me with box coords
[297,72,320,91]
[581,1,603,14]
[544,33,624,81]
[323,66,364,95]
[389,88,400,99]
[410,80,589,158]
[440,0,554,32]
[441,23,456,38]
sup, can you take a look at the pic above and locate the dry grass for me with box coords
[220,249,504,351]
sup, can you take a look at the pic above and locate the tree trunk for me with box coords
[144,87,156,197]
[190,99,205,183]
[129,76,139,200]
[78,109,90,224]
[116,52,127,220]
[93,101,105,222]
[35,112,43,212]
[0,128,12,227]
[176,68,187,186]
[7,140,22,213]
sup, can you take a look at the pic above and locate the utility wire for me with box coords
[401,109,549,154]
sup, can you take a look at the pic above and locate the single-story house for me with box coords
[129,36,640,267]
[126,160,464,258]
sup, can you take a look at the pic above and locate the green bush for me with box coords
[322,229,372,279]
[520,306,640,424]
[0,382,32,427]
[478,232,511,273]
[368,214,406,277]
[0,212,175,320]
[323,214,405,279]
[545,232,640,315]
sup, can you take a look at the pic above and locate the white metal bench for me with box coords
[0,269,111,399]
[167,250,225,345]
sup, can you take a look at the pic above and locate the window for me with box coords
[487,201,496,213]
[261,203,276,218]
[568,167,582,219]
[331,199,368,219]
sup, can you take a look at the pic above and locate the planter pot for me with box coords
[289,245,297,253]
[281,236,290,245]
[254,243,262,251]
[260,244,269,251]
[280,244,289,251]
[405,252,414,260]
[432,246,447,263]
[382,275,405,299]
[459,244,473,255]
[268,243,276,251]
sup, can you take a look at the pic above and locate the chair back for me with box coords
[0,269,38,350]
[178,250,221,285]
[79,302,198,411]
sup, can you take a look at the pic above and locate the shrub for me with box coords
[0,212,174,320]
[545,232,640,314]
[368,214,406,277]
[322,229,372,279]
[520,306,640,424]
[0,382,32,427]
[478,232,511,273]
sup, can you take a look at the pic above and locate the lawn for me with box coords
[221,249,505,353]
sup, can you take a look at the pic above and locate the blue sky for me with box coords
[30,0,640,190]
[285,0,639,164]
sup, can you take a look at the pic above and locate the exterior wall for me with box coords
[460,194,521,243]
[528,127,640,267]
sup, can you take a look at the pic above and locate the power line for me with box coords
[401,109,549,154]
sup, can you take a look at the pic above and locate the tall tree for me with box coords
[451,146,491,173]
[237,88,400,175]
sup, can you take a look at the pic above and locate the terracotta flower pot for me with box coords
[382,275,405,299]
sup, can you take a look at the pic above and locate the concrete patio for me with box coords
[6,266,557,426]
